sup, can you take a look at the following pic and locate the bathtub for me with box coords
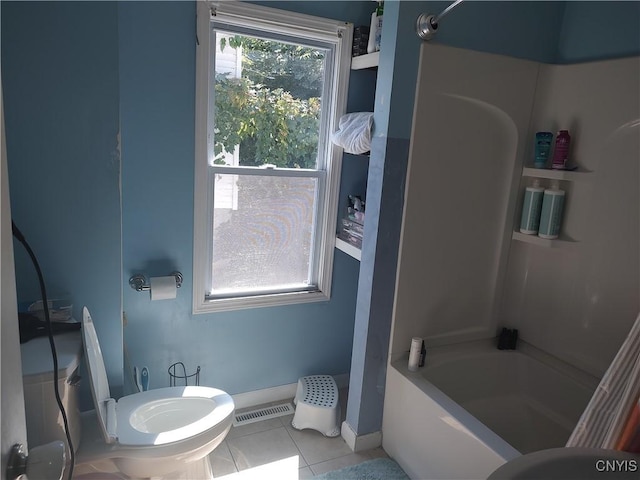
[382,339,598,480]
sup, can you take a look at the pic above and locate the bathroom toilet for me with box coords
[76,307,235,479]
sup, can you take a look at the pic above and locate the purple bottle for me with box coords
[551,130,571,170]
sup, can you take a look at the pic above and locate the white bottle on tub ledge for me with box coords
[408,337,422,371]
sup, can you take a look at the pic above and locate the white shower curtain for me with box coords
[566,312,640,451]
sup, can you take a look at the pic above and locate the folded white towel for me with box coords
[330,112,374,154]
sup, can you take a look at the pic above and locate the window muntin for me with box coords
[193,2,351,313]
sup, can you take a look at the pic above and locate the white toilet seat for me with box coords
[116,386,233,446]
[79,307,235,478]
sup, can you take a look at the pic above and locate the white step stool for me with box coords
[291,375,340,437]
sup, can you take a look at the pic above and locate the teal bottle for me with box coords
[538,181,565,239]
[534,132,553,169]
[520,179,544,234]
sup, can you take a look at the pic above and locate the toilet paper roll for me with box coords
[150,276,177,301]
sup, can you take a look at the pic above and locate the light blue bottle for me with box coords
[520,179,544,234]
[534,132,553,169]
[538,181,565,239]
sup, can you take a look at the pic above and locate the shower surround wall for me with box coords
[390,49,639,379]
[389,43,539,355]
[499,56,640,377]
[384,42,638,480]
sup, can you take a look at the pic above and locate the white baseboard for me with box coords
[232,373,349,410]
[341,421,382,452]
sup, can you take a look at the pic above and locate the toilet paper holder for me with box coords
[129,272,183,292]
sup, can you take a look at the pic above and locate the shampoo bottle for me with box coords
[520,179,545,234]
[534,132,553,169]
[366,10,377,54]
[538,181,565,239]
[551,130,571,170]
[374,2,383,52]
[367,2,383,53]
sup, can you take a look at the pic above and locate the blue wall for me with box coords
[1,1,123,392]
[2,0,638,415]
[1,0,372,405]
[119,1,373,396]
[557,1,640,63]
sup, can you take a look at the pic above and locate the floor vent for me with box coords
[233,402,295,427]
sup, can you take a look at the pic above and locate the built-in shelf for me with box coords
[351,52,379,70]
[522,167,592,183]
[341,52,377,261]
[516,167,591,248]
[336,237,361,261]
[512,231,578,249]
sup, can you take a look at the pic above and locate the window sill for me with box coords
[193,289,330,314]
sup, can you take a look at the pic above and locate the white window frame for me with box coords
[193,1,352,314]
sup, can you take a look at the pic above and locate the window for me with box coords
[193,1,352,313]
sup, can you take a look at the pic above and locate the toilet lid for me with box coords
[82,307,117,444]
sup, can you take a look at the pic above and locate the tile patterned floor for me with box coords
[210,391,388,479]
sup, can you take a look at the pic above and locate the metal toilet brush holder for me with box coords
[168,362,201,387]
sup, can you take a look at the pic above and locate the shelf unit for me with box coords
[335,237,361,261]
[514,166,591,249]
[521,167,592,183]
[334,51,378,262]
[351,51,379,70]
[511,231,577,249]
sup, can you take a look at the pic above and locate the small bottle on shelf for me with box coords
[534,131,553,169]
[367,1,383,54]
[374,1,384,52]
[551,130,571,170]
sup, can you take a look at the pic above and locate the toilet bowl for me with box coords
[77,307,234,478]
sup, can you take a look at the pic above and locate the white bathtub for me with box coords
[382,340,598,480]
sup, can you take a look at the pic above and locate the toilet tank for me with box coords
[21,330,82,457]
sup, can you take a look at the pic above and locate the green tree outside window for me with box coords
[214,35,326,169]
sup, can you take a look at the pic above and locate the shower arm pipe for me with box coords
[416,0,464,41]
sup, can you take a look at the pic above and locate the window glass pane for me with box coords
[211,174,318,295]
[213,31,326,169]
